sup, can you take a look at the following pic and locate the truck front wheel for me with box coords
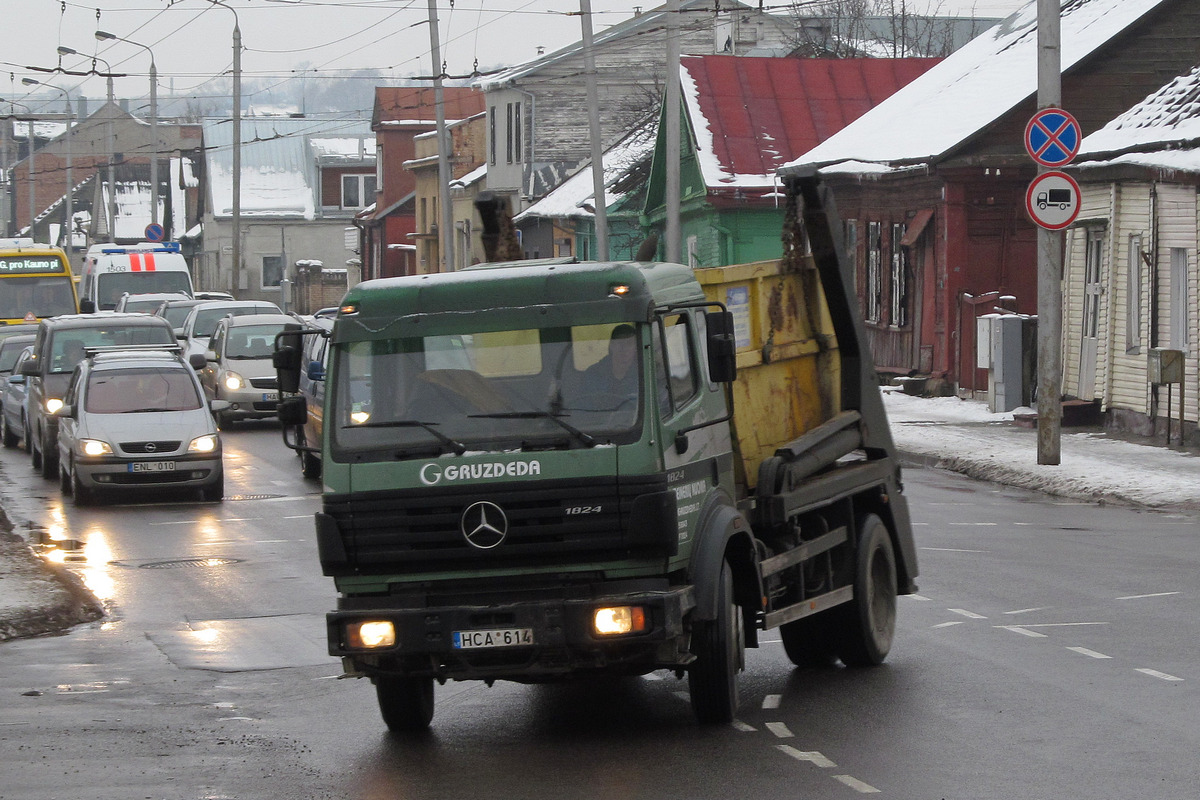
[688,560,743,724]
[837,514,897,667]
[376,676,434,732]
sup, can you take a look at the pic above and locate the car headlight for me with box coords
[223,371,245,391]
[45,398,64,414]
[188,434,219,454]
[79,439,113,457]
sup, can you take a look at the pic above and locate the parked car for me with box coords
[55,347,225,504]
[21,312,177,478]
[200,313,300,425]
[178,301,281,361]
[193,291,236,301]
[114,292,190,315]
[155,297,211,336]
[0,333,36,381]
[0,345,34,449]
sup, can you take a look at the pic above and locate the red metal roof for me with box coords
[682,55,941,188]
[372,87,486,128]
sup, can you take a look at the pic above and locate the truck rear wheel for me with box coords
[688,560,743,724]
[376,676,434,732]
[780,613,839,668]
[837,514,897,667]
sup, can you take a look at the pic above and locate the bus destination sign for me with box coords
[0,255,67,275]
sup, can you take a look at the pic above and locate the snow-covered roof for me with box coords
[451,163,487,189]
[202,117,373,219]
[517,118,658,221]
[1077,64,1200,166]
[310,136,375,163]
[782,0,1172,173]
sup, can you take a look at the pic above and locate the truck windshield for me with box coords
[331,322,643,456]
[97,272,192,310]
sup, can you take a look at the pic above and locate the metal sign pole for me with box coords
[1036,0,1063,465]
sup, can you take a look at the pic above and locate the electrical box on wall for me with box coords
[1148,348,1184,384]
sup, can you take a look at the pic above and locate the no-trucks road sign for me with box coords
[1026,171,1081,230]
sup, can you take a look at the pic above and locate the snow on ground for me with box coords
[883,388,1200,510]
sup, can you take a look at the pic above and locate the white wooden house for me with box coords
[1064,65,1200,444]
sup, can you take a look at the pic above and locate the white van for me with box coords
[79,242,194,312]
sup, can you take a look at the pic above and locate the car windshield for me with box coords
[331,323,643,457]
[162,304,198,328]
[97,273,191,310]
[49,326,174,374]
[225,324,285,359]
[85,367,203,413]
[192,306,277,338]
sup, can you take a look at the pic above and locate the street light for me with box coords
[208,0,242,294]
[96,30,159,229]
[21,78,72,251]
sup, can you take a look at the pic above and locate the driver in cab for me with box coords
[579,324,639,401]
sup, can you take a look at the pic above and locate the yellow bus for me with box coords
[0,238,80,325]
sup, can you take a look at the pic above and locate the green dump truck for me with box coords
[275,173,917,730]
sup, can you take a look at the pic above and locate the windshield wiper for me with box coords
[348,419,467,455]
[468,410,595,447]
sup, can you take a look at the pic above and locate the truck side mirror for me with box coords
[79,299,96,314]
[274,332,303,394]
[277,395,307,426]
[706,311,737,383]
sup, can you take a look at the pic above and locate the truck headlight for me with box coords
[188,434,219,453]
[79,439,113,457]
[346,620,396,649]
[223,371,245,391]
[593,606,647,636]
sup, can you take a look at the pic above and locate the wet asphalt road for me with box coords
[0,424,1197,799]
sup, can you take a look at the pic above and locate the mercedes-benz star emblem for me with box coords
[460,501,508,550]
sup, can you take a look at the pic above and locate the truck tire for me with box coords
[837,514,897,667]
[688,560,743,724]
[780,613,839,668]
[376,676,434,732]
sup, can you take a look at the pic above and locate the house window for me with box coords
[505,102,523,165]
[1126,234,1142,352]
[262,255,284,289]
[488,106,497,166]
[890,222,908,328]
[341,174,377,209]
[1170,247,1189,351]
[1083,228,1104,341]
[865,222,882,323]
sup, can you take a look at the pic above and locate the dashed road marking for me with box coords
[1116,591,1180,601]
[922,547,989,552]
[765,722,793,738]
[1004,607,1047,615]
[906,594,932,601]
[948,608,987,619]
[730,720,757,733]
[1067,646,1112,659]
[834,775,881,793]
[762,694,781,709]
[777,746,836,768]
[1135,668,1183,682]
[932,621,965,629]
[997,625,1047,638]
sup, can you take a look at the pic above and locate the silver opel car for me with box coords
[56,347,227,504]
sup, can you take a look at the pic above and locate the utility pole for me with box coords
[1036,0,1063,464]
[427,0,454,272]
[664,0,681,264]
[580,0,609,260]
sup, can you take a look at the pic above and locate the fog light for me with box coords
[593,606,646,636]
[347,620,396,649]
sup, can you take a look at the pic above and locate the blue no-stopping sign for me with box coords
[1025,108,1081,168]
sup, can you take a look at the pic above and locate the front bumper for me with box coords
[75,454,222,490]
[328,584,696,681]
[217,386,279,419]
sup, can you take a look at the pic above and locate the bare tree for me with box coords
[786,0,985,58]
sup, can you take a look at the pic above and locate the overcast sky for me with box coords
[4,0,1029,112]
